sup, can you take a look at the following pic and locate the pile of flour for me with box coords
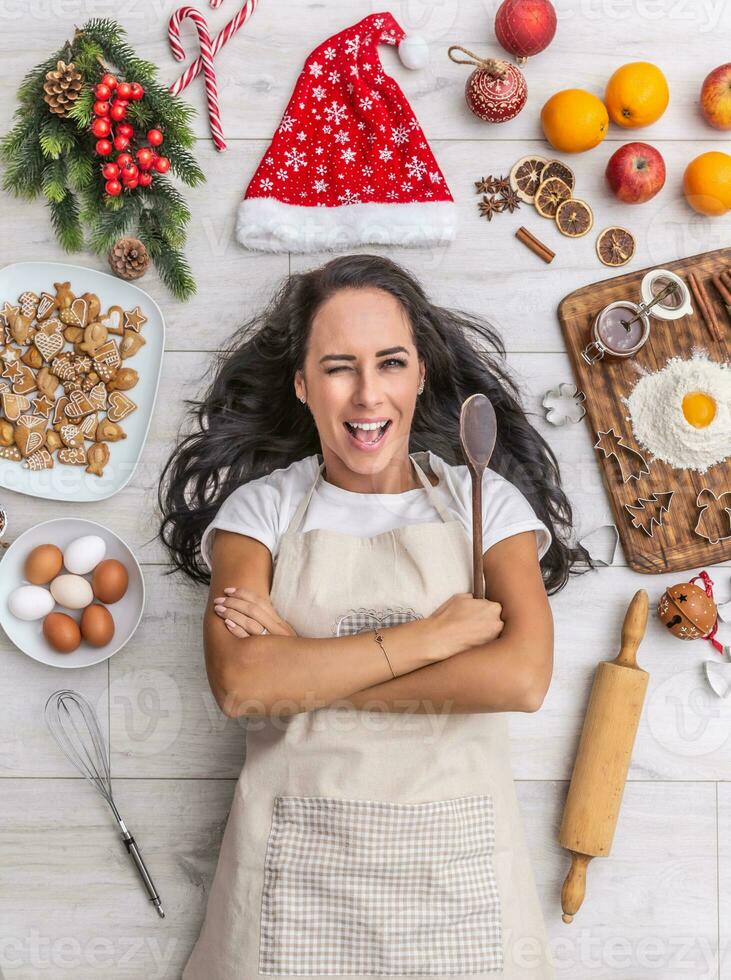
[622,350,730,474]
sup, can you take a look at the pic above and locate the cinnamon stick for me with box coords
[515,226,554,264]
[712,273,731,308]
[688,271,723,342]
[721,269,731,292]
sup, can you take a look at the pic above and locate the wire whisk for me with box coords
[44,689,165,918]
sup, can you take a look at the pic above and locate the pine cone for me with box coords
[43,60,83,117]
[108,238,150,281]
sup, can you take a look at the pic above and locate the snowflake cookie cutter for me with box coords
[624,491,674,538]
[542,382,586,426]
[694,488,731,545]
[594,427,650,484]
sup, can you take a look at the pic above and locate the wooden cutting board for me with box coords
[558,247,731,575]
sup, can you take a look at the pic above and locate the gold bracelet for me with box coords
[373,628,396,679]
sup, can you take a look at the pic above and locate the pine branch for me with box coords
[40,118,76,159]
[49,192,84,251]
[167,145,206,187]
[66,87,94,129]
[66,149,94,191]
[139,210,196,301]
[42,159,68,202]
[88,194,142,252]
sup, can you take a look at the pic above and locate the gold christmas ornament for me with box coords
[43,60,83,117]
[108,237,150,282]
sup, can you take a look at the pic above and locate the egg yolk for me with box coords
[682,391,716,428]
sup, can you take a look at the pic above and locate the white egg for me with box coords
[63,535,107,575]
[50,574,94,610]
[8,585,55,621]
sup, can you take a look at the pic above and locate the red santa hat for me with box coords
[236,12,456,253]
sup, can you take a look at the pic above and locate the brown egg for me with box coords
[43,612,81,654]
[24,544,64,585]
[80,603,115,648]
[91,559,129,604]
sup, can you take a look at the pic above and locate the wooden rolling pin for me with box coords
[559,589,649,923]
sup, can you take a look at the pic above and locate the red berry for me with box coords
[117,123,134,139]
[115,99,129,108]
[113,135,130,152]
[109,103,127,122]
[136,147,154,169]
[116,152,134,168]
[95,139,113,156]
[100,73,118,90]
[124,178,139,191]
[105,179,122,196]
[95,83,111,100]
[121,163,139,181]
[102,162,120,179]
[91,117,112,138]
[129,82,145,101]
[147,128,164,147]
[117,82,133,99]
[138,171,153,187]
[154,155,171,174]
[93,101,110,116]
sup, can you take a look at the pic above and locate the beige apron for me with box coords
[183,450,555,979]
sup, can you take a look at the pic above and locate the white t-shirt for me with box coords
[200,451,551,571]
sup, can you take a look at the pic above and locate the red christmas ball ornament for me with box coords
[113,135,130,152]
[102,162,120,180]
[93,101,110,116]
[105,179,122,196]
[95,83,111,100]
[95,139,113,156]
[136,147,154,169]
[147,128,164,147]
[154,155,171,174]
[129,82,145,101]
[447,46,527,123]
[116,123,135,139]
[100,73,118,90]
[117,82,133,100]
[91,117,112,138]
[116,152,134,168]
[138,171,153,187]
[109,103,127,122]
[494,0,557,63]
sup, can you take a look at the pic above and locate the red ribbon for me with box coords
[689,570,724,655]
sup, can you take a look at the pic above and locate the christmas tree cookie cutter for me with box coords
[624,491,674,538]
[542,382,586,426]
[694,488,731,544]
[594,428,650,484]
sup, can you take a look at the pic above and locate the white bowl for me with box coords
[0,261,165,502]
[0,517,145,668]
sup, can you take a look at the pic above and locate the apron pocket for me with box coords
[259,794,503,976]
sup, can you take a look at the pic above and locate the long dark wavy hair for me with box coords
[157,253,592,592]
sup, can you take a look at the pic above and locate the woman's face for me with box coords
[295,287,424,475]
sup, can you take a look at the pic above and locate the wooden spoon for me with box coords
[459,394,498,599]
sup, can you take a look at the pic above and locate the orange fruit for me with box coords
[683,151,731,215]
[605,62,669,128]
[540,89,608,153]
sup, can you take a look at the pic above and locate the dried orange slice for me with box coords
[555,198,594,237]
[509,155,548,203]
[534,177,572,218]
[596,226,636,266]
[541,160,576,191]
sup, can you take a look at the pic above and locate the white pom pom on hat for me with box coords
[398,34,429,69]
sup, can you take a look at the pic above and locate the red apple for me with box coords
[605,141,666,204]
[701,63,731,130]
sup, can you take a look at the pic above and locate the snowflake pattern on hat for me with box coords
[236,12,456,253]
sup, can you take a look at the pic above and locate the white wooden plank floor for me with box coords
[1,2,730,977]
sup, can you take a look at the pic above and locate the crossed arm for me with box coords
[204,528,554,716]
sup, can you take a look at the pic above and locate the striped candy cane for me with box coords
[169,6,227,151]
[169,0,260,97]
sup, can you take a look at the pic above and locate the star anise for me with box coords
[477,195,506,221]
[493,175,511,194]
[474,175,500,195]
[498,186,521,213]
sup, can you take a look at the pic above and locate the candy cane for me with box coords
[168,6,227,151]
[169,0,260,97]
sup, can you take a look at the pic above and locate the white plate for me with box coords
[0,261,165,501]
[0,517,145,668]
